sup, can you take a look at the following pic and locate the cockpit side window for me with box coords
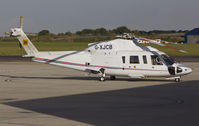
[161,54,175,65]
[151,55,163,65]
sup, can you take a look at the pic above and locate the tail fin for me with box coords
[10,16,38,57]
[10,28,39,57]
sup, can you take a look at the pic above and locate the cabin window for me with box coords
[143,55,147,64]
[151,55,163,65]
[122,56,125,63]
[130,56,139,64]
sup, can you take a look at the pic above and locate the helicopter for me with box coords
[8,17,192,82]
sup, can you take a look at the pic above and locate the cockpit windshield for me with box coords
[161,54,176,65]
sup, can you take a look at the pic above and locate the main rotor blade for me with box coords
[137,38,186,53]
[150,41,186,53]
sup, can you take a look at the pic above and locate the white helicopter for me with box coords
[8,17,192,82]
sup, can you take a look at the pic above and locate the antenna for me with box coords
[20,16,23,29]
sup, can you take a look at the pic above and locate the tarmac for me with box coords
[0,61,199,126]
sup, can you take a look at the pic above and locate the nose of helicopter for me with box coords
[178,66,192,75]
[183,66,192,74]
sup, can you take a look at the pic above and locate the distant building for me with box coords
[185,28,199,43]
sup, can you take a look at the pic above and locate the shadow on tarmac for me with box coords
[0,74,174,82]
[4,80,199,126]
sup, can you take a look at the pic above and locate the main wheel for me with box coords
[99,77,105,81]
[110,76,116,80]
[175,78,181,82]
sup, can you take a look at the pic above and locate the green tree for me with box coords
[80,29,95,35]
[57,33,65,36]
[65,32,73,36]
[38,30,50,36]
[95,28,108,35]
[112,26,131,34]
[132,30,140,35]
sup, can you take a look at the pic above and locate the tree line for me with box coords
[38,26,188,37]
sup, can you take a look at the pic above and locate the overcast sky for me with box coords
[0,0,199,34]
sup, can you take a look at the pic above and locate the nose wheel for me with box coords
[175,78,181,82]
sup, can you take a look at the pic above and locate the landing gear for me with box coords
[166,77,181,82]
[99,68,106,82]
[99,77,105,81]
[175,78,181,82]
[110,76,116,80]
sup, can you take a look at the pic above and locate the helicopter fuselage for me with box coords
[32,42,192,79]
